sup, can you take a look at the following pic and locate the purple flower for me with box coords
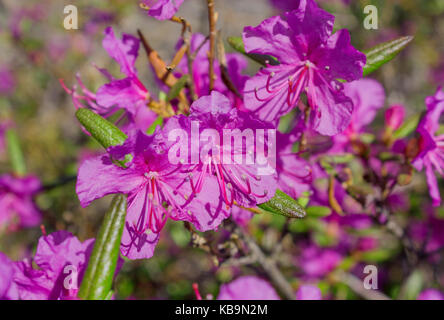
[418,289,444,300]
[243,1,366,135]
[298,245,342,278]
[295,284,322,300]
[175,33,248,107]
[0,252,18,300]
[231,206,254,227]
[270,0,351,11]
[331,78,385,151]
[142,0,185,20]
[1,231,94,300]
[165,91,278,208]
[77,128,228,260]
[0,174,41,230]
[61,27,154,132]
[276,132,312,198]
[412,87,444,206]
[385,104,405,131]
[217,276,280,300]
[0,67,16,96]
[96,27,150,116]
[409,206,444,254]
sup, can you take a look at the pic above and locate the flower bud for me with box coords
[385,104,405,131]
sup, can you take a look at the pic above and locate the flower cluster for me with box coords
[2,0,444,301]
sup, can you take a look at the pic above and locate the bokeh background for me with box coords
[1,0,444,299]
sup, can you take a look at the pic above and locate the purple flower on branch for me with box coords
[0,174,41,231]
[165,91,278,208]
[142,0,185,21]
[243,0,366,135]
[77,128,228,259]
[1,231,94,300]
[412,87,444,206]
[217,276,280,300]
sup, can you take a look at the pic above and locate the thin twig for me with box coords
[217,30,242,99]
[334,271,391,300]
[207,0,217,92]
[235,227,296,300]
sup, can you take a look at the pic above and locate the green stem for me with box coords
[6,129,26,176]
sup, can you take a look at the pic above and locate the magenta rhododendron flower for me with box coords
[96,27,150,116]
[142,0,185,20]
[409,206,444,254]
[0,174,41,230]
[276,132,312,198]
[165,91,278,208]
[0,231,94,300]
[412,87,444,206]
[417,289,444,300]
[385,104,405,131]
[295,284,322,300]
[243,0,366,135]
[61,27,155,130]
[0,252,18,300]
[269,0,350,11]
[331,78,385,151]
[217,276,280,300]
[298,245,342,278]
[175,33,248,107]
[0,67,16,95]
[77,127,229,259]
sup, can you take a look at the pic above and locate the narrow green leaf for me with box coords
[167,74,189,101]
[363,36,414,76]
[306,205,332,218]
[146,116,164,135]
[78,194,127,300]
[392,112,421,139]
[75,108,127,150]
[6,129,26,176]
[227,36,279,67]
[398,270,423,300]
[258,189,306,218]
[296,191,311,208]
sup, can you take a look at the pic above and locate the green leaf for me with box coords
[306,205,332,218]
[75,108,127,150]
[361,248,394,263]
[258,189,306,218]
[362,36,414,76]
[78,194,127,300]
[399,270,423,300]
[167,74,189,101]
[227,36,279,67]
[296,191,311,208]
[393,112,422,139]
[147,116,164,135]
[6,129,26,176]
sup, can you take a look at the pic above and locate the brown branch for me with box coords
[207,0,217,92]
[217,30,242,99]
[235,227,296,300]
[334,271,391,300]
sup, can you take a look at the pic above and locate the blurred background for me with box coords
[1,0,444,299]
